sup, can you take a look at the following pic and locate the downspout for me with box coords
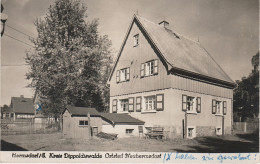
[184,111,187,139]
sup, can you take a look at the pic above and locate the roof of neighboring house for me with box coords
[11,97,35,114]
[108,14,235,87]
[100,113,145,125]
[64,106,100,117]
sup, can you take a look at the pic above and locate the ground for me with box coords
[1,132,258,152]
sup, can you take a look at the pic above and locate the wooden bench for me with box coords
[145,127,164,139]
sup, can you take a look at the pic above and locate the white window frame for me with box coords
[116,67,130,83]
[133,34,139,47]
[79,120,88,126]
[119,99,129,113]
[215,127,222,135]
[126,129,134,134]
[141,60,158,78]
[187,126,196,139]
[215,101,223,115]
[186,96,196,113]
[144,95,156,111]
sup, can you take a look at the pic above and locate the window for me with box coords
[120,99,129,112]
[212,100,227,115]
[182,95,201,113]
[216,101,222,114]
[126,129,134,134]
[6,113,9,118]
[116,67,130,83]
[133,34,139,47]
[216,127,222,135]
[112,99,117,113]
[145,96,156,111]
[187,126,196,139]
[79,120,88,126]
[141,60,158,78]
[187,96,195,112]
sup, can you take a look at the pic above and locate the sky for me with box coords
[1,0,259,106]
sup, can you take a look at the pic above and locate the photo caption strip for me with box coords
[1,152,259,163]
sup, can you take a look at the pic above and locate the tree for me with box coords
[233,52,259,122]
[26,0,113,120]
[1,104,9,119]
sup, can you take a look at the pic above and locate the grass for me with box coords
[1,132,259,152]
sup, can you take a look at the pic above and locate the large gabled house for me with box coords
[107,14,236,139]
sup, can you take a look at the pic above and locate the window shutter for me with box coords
[196,97,201,113]
[136,96,142,112]
[154,59,158,75]
[182,95,187,111]
[223,101,227,115]
[212,99,216,114]
[128,97,134,112]
[126,68,130,81]
[116,70,120,83]
[140,63,145,78]
[112,99,117,113]
[156,94,164,111]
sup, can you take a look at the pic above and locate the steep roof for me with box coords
[11,97,35,114]
[100,113,145,125]
[65,106,100,117]
[108,14,235,87]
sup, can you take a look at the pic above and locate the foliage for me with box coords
[233,52,259,122]
[1,104,9,118]
[26,0,113,119]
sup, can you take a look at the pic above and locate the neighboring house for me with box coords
[3,95,35,120]
[62,107,102,139]
[107,14,236,139]
[101,113,144,138]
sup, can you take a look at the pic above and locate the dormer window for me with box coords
[134,34,139,47]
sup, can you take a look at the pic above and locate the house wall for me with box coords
[63,110,102,139]
[102,120,144,138]
[109,18,234,139]
[110,88,232,139]
[110,20,172,97]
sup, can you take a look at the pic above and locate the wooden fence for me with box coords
[233,122,259,133]
[1,121,61,135]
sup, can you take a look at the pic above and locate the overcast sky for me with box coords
[1,0,258,106]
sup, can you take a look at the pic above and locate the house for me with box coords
[62,106,145,138]
[101,113,144,138]
[107,14,236,139]
[62,107,102,139]
[3,95,35,120]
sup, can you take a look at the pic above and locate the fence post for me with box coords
[244,122,247,133]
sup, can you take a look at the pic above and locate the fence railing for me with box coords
[233,122,259,133]
[1,121,61,135]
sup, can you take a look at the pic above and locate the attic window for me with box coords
[133,34,139,47]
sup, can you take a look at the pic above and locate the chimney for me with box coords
[159,20,169,28]
[20,95,24,98]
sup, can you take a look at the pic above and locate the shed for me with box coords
[62,107,102,139]
[100,113,145,138]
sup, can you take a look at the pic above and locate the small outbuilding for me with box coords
[101,113,145,138]
[62,107,102,139]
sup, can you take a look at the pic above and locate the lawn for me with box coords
[1,132,259,152]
